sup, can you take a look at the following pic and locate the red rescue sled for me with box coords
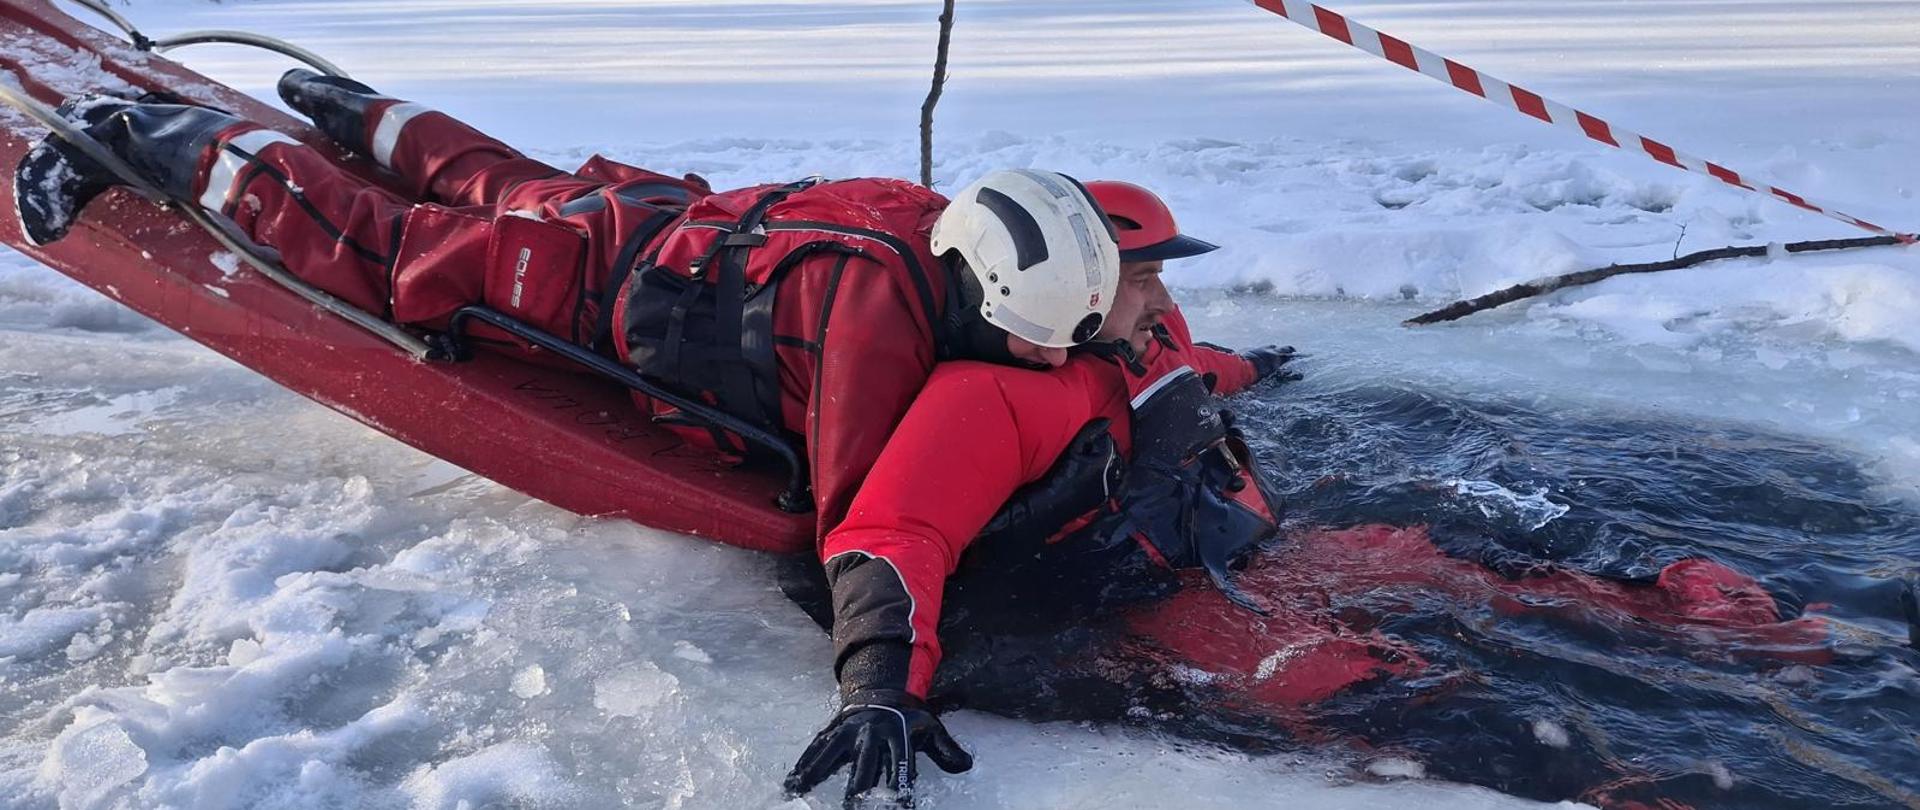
[0,0,813,553]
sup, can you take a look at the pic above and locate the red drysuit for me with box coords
[820,308,1261,698]
[185,103,948,539]
[820,312,1827,702]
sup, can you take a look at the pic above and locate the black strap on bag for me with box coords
[590,205,678,353]
[691,180,819,431]
[617,180,825,443]
[660,269,704,376]
[739,243,867,440]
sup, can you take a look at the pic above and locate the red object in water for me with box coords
[0,0,811,553]
[1121,524,1833,718]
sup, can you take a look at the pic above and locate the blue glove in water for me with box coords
[1244,344,1300,383]
[784,689,973,808]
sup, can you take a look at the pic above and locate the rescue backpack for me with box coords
[609,177,949,456]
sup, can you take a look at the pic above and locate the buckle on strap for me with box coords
[724,229,769,248]
[1204,436,1243,472]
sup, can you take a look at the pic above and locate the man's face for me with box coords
[1094,260,1175,355]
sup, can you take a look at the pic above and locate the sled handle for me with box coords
[151,31,352,79]
[58,0,144,47]
[60,0,351,78]
[437,306,815,515]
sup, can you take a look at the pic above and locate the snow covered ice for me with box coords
[3,0,1919,808]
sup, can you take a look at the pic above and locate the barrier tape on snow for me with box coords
[1246,0,1916,243]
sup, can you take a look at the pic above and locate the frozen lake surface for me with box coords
[3,1,1918,807]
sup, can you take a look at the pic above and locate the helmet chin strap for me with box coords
[944,257,1051,370]
[1072,338,1148,377]
[958,315,1037,368]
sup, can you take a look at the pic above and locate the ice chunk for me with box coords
[670,640,712,664]
[511,664,548,699]
[402,742,575,810]
[1531,719,1571,749]
[593,662,679,718]
[227,638,265,667]
[209,251,243,278]
[1448,479,1570,531]
[38,712,148,807]
[64,628,106,662]
[1170,664,1224,685]
[1366,757,1427,779]
[0,605,103,661]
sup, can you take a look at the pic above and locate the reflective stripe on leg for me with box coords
[198,130,300,211]
[370,102,430,169]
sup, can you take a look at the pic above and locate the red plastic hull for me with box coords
[0,0,812,553]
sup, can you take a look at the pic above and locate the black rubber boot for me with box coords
[13,99,245,245]
[277,68,385,155]
[13,97,129,246]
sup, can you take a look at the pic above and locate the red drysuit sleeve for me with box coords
[819,358,1126,698]
[802,256,941,539]
[1160,307,1258,396]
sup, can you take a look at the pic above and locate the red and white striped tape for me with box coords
[1247,0,1916,243]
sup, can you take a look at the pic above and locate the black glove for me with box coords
[1243,344,1300,384]
[784,689,973,808]
[972,418,1122,557]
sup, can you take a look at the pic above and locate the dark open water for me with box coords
[929,380,1920,809]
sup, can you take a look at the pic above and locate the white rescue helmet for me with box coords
[930,169,1121,348]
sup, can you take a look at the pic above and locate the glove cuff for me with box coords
[836,640,912,701]
[840,687,923,711]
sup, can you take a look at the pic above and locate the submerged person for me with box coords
[12,72,1121,543]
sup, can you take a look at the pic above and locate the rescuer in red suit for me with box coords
[784,182,1829,807]
[785,180,1303,806]
[14,73,1121,546]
